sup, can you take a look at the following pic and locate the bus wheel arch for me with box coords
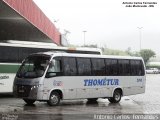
[108,88,123,103]
[47,89,63,106]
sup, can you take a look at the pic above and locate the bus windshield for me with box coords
[16,55,50,78]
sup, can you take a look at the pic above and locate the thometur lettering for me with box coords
[84,78,119,86]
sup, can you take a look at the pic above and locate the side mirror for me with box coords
[45,72,56,78]
[45,72,62,78]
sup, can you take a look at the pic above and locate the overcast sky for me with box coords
[33,0,160,55]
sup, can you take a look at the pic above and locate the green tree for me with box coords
[139,49,156,65]
[125,47,132,56]
[103,48,128,56]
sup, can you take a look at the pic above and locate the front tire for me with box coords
[108,90,122,103]
[47,91,60,106]
[23,99,35,105]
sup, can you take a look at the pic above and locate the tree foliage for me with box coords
[139,49,156,65]
[103,48,128,56]
[70,44,156,65]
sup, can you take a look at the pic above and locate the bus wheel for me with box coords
[23,99,35,105]
[87,98,98,102]
[108,90,122,103]
[47,91,60,106]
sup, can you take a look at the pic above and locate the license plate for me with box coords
[19,89,24,93]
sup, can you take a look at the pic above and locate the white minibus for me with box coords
[13,51,146,106]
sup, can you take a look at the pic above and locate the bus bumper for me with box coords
[13,85,38,100]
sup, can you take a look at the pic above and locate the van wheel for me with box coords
[108,90,122,103]
[47,91,60,106]
[87,98,98,102]
[23,99,35,105]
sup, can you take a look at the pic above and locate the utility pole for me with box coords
[137,27,143,51]
[83,31,87,46]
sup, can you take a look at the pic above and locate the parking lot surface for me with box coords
[0,74,160,120]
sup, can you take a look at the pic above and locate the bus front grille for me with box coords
[16,85,32,97]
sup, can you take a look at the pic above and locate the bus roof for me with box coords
[0,41,102,55]
[33,51,143,60]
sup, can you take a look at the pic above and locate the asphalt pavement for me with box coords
[0,74,160,120]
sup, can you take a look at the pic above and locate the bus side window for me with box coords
[118,59,130,76]
[77,58,91,76]
[105,59,118,76]
[137,60,144,76]
[63,57,77,76]
[91,58,105,76]
[130,60,136,76]
[46,58,62,78]
[140,60,145,75]
[130,60,144,76]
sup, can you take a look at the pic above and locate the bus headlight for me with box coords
[31,85,41,90]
